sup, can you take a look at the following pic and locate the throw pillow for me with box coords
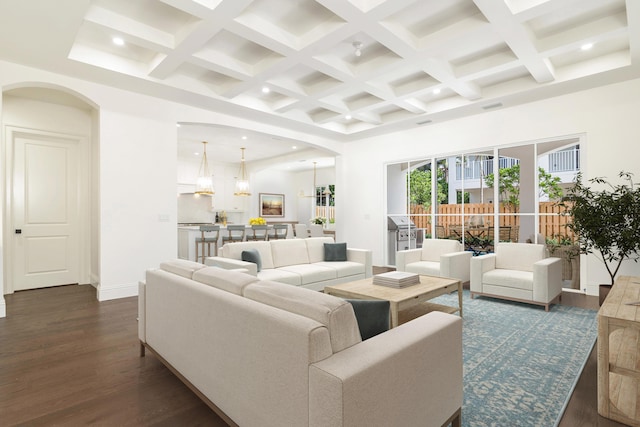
[346,299,390,340]
[324,242,347,262]
[241,249,262,272]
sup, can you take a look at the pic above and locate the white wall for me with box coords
[339,77,640,295]
[97,110,177,300]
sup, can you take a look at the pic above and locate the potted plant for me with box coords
[545,234,580,290]
[562,171,640,303]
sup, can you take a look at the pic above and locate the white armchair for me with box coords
[396,238,472,283]
[470,242,562,311]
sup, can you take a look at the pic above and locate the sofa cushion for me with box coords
[277,264,337,285]
[160,259,206,279]
[313,261,364,278]
[346,299,390,340]
[271,239,310,267]
[244,280,362,353]
[256,269,302,286]
[405,260,440,276]
[221,241,275,269]
[421,239,463,262]
[305,237,336,263]
[242,249,262,272]
[192,266,259,295]
[324,243,347,262]
[482,269,533,291]
[495,243,546,272]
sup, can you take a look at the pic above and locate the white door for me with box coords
[12,133,80,291]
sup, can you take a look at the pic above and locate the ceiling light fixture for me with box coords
[353,41,363,57]
[433,88,441,95]
[345,114,352,120]
[233,147,251,196]
[112,37,125,46]
[194,141,214,195]
[581,43,593,51]
[261,86,270,94]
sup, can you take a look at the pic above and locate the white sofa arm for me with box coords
[440,251,472,283]
[309,312,462,427]
[395,249,422,272]
[470,253,496,293]
[533,256,563,303]
[138,281,146,344]
[205,256,258,276]
[347,248,373,278]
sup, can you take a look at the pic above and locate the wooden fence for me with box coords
[315,206,336,223]
[409,202,573,241]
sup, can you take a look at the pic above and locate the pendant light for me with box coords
[233,147,251,196]
[195,141,214,195]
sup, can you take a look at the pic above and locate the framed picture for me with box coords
[259,193,285,218]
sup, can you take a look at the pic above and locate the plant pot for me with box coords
[599,284,613,306]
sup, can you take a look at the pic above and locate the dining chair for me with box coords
[294,224,309,238]
[195,225,220,263]
[308,224,324,237]
[268,224,288,240]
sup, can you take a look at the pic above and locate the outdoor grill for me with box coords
[387,215,417,265]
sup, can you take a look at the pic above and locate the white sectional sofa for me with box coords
[206,237,372,291]
[395,238,472,283]
[139,260,463,427]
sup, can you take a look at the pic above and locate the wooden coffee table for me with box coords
[324,275,462,328]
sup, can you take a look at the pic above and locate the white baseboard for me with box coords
[0,296,5,318]
[97,283,138,301]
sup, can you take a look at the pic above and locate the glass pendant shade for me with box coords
[195,141,214,195]
[234,147,251,196]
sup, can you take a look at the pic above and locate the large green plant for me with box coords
[562,171,640,285]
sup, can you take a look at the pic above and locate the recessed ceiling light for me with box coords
[241,135,247,140]
[581,43,593,51]
[292,146,297,150]
[261,86,270,94]
[345,114,352,120]
[433,88,441,95]
[176,123,181,127]
[112,37,125,46]
[353,41,363,57]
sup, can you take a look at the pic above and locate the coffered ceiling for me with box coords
[1,0,639,153]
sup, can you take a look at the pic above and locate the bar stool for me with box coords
[248,224,269,241]
[222,225,246,244]
[195,225,220,263]
[268,224,288,240]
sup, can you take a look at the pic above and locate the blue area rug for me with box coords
[430,291,598,427]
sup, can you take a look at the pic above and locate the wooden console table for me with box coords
[598,275,640,426]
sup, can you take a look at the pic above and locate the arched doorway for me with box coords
[2,85,97,316]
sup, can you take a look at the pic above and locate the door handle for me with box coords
[15,229,22,234]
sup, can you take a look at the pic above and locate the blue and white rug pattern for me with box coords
[430,291,598,427]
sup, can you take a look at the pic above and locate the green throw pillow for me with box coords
[324,242,347,262]
[241,249,262,272]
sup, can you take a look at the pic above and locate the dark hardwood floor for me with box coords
[0,278,626,426]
